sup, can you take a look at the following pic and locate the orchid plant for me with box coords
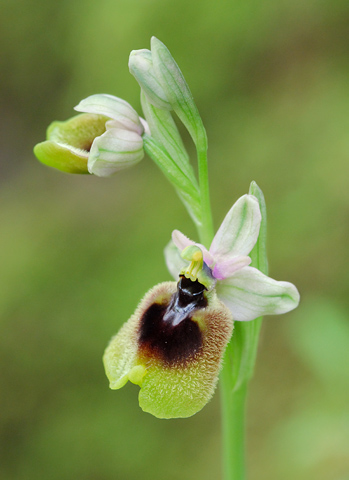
[34,37,300,480]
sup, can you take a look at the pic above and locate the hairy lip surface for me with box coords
[138,277,207,364]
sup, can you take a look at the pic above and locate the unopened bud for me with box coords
[129,49,172,110]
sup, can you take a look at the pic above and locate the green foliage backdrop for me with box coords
[1,0,348,479]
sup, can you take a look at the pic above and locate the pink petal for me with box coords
[212,256,251,280]
[172,230,194,250]
[171,230,214,266]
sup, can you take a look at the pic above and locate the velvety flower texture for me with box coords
[103,194,299,419]
[104,279,233,419]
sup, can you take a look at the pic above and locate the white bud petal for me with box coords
[88,128,144,177]
[129,49,172,110]
[75,94,143,135]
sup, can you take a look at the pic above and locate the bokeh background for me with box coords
[1,0,348,479]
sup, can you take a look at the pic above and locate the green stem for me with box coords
[196,147,214,246]
[194,144,247,480]
[220,377,247,480]
[193,145,269,480]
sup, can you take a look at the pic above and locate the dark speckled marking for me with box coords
[138,277,207,364]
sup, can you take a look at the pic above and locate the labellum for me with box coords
[103,276,233,419]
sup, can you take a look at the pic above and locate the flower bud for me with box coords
[103,277,233,419]
[34,113,107,174]
[130,37,207,150]
[34,95,147,177]
[129,49,172,110]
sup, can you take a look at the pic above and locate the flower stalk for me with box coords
[197,147,214,247]
[193,158,248,480]
[191,154,249,479]
[220,377,247,480]
[219,182,268,480]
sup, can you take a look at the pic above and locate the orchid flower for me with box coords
[103,193,299,419]
[165,194,300,322]
[34,94,149,176]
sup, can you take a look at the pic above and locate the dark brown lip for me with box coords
[138,277,207,365]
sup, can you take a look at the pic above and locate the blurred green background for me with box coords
[1,0,348,479]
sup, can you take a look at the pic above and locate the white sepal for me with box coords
[216,266,300,321]
[88,128,144,177]
[210,195,261,259]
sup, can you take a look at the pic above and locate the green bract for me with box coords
[140,91,202,228]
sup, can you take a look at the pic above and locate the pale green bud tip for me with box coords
[33,113,107,174]
[249,180,262,198]
[129,48,172,111]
